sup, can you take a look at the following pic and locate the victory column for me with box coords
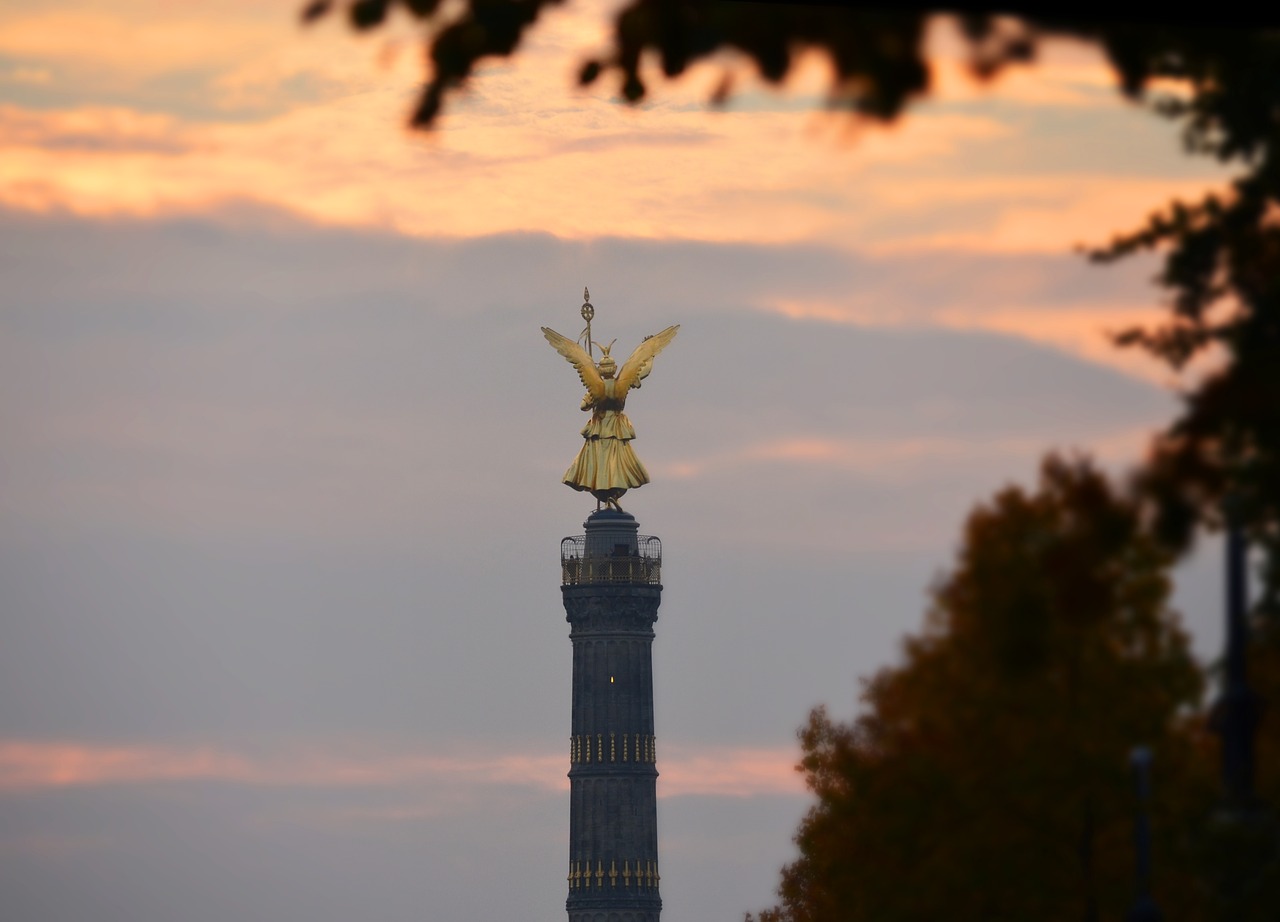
[544,291,678,922]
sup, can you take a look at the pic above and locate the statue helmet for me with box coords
[595,340,617,376]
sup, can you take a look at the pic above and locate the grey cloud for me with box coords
[0,780,568,922]
[0,204,1160,327]
[0,205,1186,741]
[0,206,1219,922]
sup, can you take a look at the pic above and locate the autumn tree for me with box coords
[746,455,1211,921]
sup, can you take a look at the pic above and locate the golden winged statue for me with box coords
[542,320,679,511]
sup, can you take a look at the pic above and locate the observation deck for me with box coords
[560,510,662,586]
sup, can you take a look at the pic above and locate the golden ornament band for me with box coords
[570,734,656,764]
[567,858,661,890]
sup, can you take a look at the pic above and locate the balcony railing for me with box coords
[561,535,662,586]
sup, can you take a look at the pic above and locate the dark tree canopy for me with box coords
[304,2,1266,133]
[746,456,1216,921]
[309,1,1280,613]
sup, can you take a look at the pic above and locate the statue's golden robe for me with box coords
[563,379,650,495]
[542,321,677,507]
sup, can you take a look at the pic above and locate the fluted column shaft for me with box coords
[562,513,662,922]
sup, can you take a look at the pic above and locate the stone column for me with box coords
[562,509,662,922]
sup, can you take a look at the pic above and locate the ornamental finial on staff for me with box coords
[542,292,679,512]
[580,288,595,359]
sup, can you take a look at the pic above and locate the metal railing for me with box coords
[561,535,662,586]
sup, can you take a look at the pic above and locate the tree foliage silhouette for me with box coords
[745,455,1211,921]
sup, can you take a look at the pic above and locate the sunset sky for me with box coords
[0,3,1243,920]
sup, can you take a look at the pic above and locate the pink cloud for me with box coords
[0,739,569,792]
[657,427,1157,486]
[0,740,258,788]
[761,292,1224,386]
[0,738,804,799]
[659,744,806,798]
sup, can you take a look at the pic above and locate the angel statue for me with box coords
[542,315,679,512]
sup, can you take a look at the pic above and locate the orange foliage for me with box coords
[750,454,1215,921]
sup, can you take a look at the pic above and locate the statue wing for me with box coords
[617,325,679,391]
[542,327,604,399]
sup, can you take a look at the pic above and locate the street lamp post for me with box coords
[1125,746,1162,922]
[1213,504,1261,813]
[1204,495,1280,920]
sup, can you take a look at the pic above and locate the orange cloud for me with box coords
[0,2,1018,244]
[2,73,1221,256]
[932,302,1225,387]
[1,64,52,85]
[0,91,1010,245]
[0,7,279,82]
[865,174,1233,255]
[0,103,194,152]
